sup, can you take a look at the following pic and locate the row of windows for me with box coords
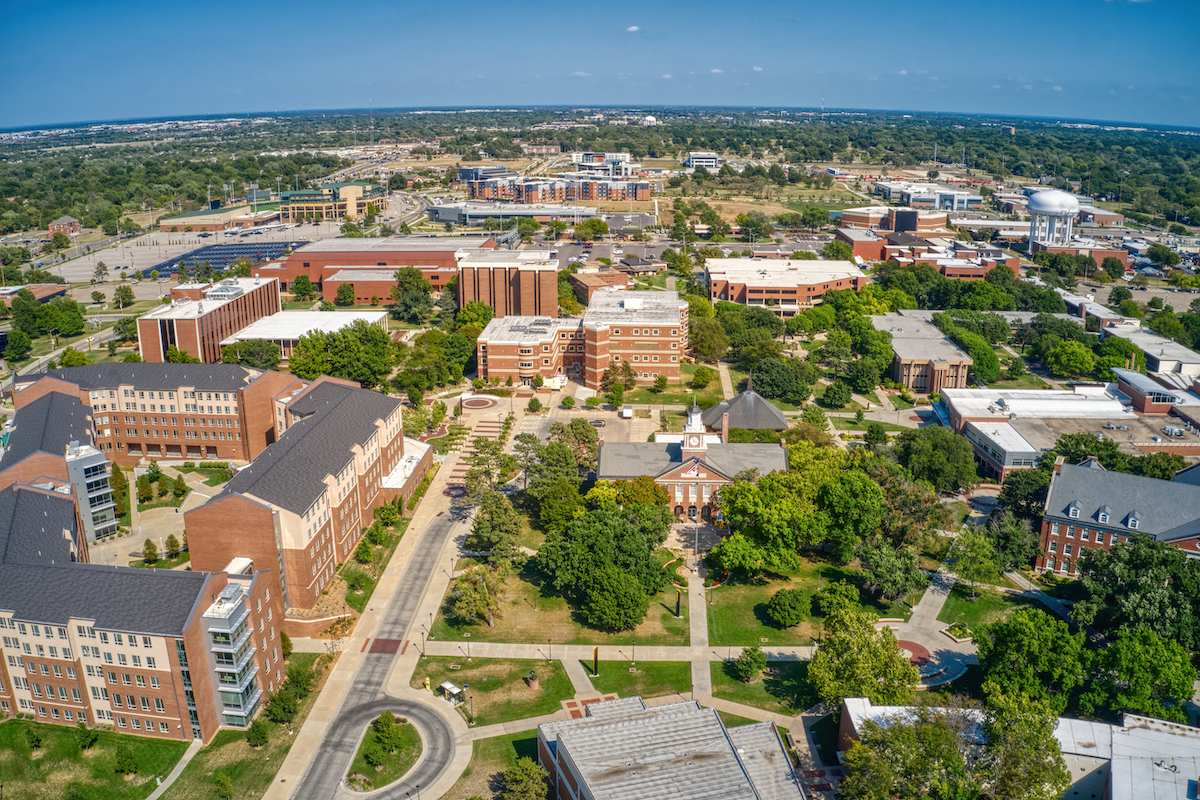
[1049,525,1125,545]
[613,355,679,363]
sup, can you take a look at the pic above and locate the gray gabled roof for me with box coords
[44,363,267,393]
[701,386,789,431]
[1045,462,1200,541]
[217,381,401,514]
[0,391,92,469]
[0,484,209,636]
[597,442,788,483]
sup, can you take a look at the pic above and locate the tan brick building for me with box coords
[137,277,282,363]
[477,290,688,388]
[457,250,561,318]
[279,182,388,223]
[184,378,431,616]
[705,258,869,318]
[870,311,973,393]
[13,364,305,466]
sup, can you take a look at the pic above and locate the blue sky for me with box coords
[3,0,1197,129]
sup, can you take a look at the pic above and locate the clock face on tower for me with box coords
[689,435,700,447]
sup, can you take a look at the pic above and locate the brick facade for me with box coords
[137,278,282,363]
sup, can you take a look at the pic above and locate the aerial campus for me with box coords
[2,7,1200,800]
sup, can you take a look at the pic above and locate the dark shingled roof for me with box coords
[1045,462,1200,542]
[0,484,209,635]
[597,442,788,482]
[701,383,788,431]
[0,391,92,470]
[42,363,267,393]
[217,381,402,515]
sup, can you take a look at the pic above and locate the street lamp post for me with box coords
[548,638,552,663]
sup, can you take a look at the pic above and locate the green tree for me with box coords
[857,542,929,603]
[290,320,394,388]
[983,689,1072,800]
[265,687,298,724]
[75,723,98,750]
[815,581,860,617]
[808,607,920,706]
[114,744,138,774]
[246,718,270,747]
[766,588,808,628]
[291,274,317,300]
[449,564,508,627]
[466,491,524,565]
[841,706,980,800]
[582,565,649,632]
[172,474,188,499]
[1080,628,1196,722]
[214,773,234,799]
[652,374,668,393]
[165,345,201,363]
[4,329,31,360]
[561,395,575,409]
[165,533,181,558]
[690,365,716,389]
[113,316,138,341]
[335,282,356,306]
[281,631,293,659]
[996,467,1049,518]
[463,437,517,501]
[501,757,549,800]
[114,285,135,308]
[822,239,854,261]
[142,538,158,564]
[49,231,72,252]
[733,643,769,682]
[527,397,542,413]
[689,316,730,361]
[819,470,886,563]
[863,422,888,446]
[456,300,495,331]
[58,347,92,367]
[950,527,999,599]
[221,339,281,370]
[975,607,1085,714]
[895,426,979,493]
[984,511,1039,571]
[822,379,852,408]
[1046,339,1095,377]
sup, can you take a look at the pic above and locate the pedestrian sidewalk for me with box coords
[717,361,736,400]
[145,738,203,800]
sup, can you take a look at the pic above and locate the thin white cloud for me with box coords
[897,70,908,75]
[930,76,940,81]
[1024,85,1033,90]
[753,66,763,72]
[1052,85,1063,92]
[711,68,724,74]
[626,25,639,32]
[662,74,673,79]
[572,71,589,77]
[990,84,1002,89]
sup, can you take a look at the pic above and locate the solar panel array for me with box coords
[142,241,308,278]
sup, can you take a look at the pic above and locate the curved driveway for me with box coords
[292,511,463,798]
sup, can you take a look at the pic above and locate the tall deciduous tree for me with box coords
[894,426,979,494]
[808,607,920,706]
[975,607,1085,714]
[1080,628,1196,722]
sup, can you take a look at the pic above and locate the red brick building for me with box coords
[1036,457,1200,576]
[48,216,81,236]
[13,363,305,466]
[478,290,688,388]
[253,235,496,295]
[137,277,282,363]
[705,258,869,318]
[458,251,561,318]
[184,378,431,617]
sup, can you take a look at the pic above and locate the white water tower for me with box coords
[1028,189,1079,247]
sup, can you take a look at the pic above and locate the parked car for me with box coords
[590,419,606,427]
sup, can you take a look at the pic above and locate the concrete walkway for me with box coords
[875,565,978,687]
[144,738,203,800]
[689,567,713,696]
[717,360,736,400]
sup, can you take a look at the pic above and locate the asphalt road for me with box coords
[291,508,463,799]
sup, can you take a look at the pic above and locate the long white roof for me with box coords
[942,386,1133,420]
[221,310,387,343]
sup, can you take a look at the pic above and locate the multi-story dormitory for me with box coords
[7,364,433,627]
[0,395,284,742]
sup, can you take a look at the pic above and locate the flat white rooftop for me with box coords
[221,310,386,344]
[1105,325,1200,368]
[942,386,1133,420]
[584,289,688,325]
[295,236,494,253]
[142,277,276,321]
[706,258,866,287]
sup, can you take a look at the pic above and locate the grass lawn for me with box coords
[345,716,422,791]
[136,490,189,512]
[431,558,691,646]
[129,551,190,570]
[585,660,692,699]
[889,395,916,410]
[161,653,336,800]
[283,301,318,310]
[177,465,233,486]
[707,558,917,648]
[946,500,973,526]
[987,372,1051,390]
[859,390,883,406]
[0,719,188,800]
[442,731,538,800]
[410,657,574,727]
[624,381,724,407]
[829,417,908,433]
[710,660,816,715]
[810,712,841,765]
[936,584,1039,630]
[340,520,410,614]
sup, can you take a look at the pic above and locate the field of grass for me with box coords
[341,519,410,614]
[136,489,189,512]
[441,731,538,800]
[717,711,760,728]
[624,380,725,408]
[345,716,422,791]
[889,394,916,410]
[431,558,691,646]
[0,719,188,800]
[710,660,816,715]
[176,464,233,486]
[129,551,190,570]
[585,660,692,699]
[986,372,1051,390]
[161,653,335,800]
[707,557,917,648]
[936,584,1038,630]
[411,658,574,727]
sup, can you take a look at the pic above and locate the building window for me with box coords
[1049,541,1057,552]
[1097,513,1109,524]
[1081,530,1090,541]
[1068,506,1080,519]
[1064,544,1073,556]
[1066,527,1074,538]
